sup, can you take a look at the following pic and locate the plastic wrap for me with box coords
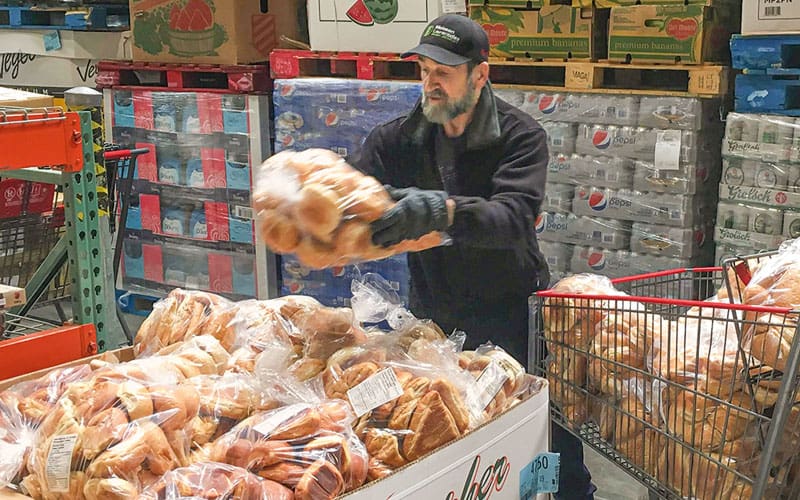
[133,289,238,356]
[139,461,294,499]
[319,340,483,478]
[252,148,446,269]
[459,343,540,421]
[717,113,800,259]
[200,400,368,498]
[0,364,94,489]
[107,89,270,300]
[21,356,204,499]
[651,304,745,399]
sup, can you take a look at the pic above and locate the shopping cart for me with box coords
[103,145,150,344]
[530,267,800,499]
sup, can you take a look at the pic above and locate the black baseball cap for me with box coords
[401,14,490,66]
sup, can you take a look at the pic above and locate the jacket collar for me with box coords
[399,82,502,151]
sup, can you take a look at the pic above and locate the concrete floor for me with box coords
[585,447,651,500]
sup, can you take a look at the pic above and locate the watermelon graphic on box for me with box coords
[347,0,399,26]
[167,0,219,56]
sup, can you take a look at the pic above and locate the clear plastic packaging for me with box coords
[22,356,205,499]
[139,461,294,499]
[133,288,238,356]
[202,400,368,498]
[252,148,446,269]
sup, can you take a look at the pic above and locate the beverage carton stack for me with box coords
[104,0,307,302]
[273,78,420,306]
[713,9,800,263]
[494,88,724,283]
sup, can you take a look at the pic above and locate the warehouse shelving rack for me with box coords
[0,107,114,380]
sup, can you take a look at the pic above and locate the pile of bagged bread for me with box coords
[0,287,542,500]
[252,149,444,269]
[540,238,800,500]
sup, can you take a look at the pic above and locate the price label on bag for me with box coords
[475,361,509,409]
[46,434,78,492]
[655,130,682,171]
[346,368,404,417]
[252,404,312,437]
[519,452,561,498]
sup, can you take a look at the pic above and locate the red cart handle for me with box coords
[103,148,151,160]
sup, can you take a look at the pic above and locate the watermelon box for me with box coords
[129,0,304,64]
[470,5,607,60]
[307,0,459,53]
[607,5,734,64]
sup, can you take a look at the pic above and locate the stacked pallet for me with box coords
[712,19,800,264]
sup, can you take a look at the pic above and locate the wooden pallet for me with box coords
[269,50,730,97]
[96,61,271,93]
[0,3,128,30]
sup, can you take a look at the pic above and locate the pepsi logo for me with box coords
[587,191,608,211]
[279,84,296,97]
[288,281,304,293]
[325,112,339,127]
[592,130,612,150]
[535,214,546,233]
[587,252,606,270]
[332,266,346,277]
[538,95,559,114]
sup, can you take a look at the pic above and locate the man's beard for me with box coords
[422,83,476,124]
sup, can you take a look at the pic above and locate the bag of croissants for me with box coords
[538,238,800,499]
[252,148,447,269]
[0,280,543,499]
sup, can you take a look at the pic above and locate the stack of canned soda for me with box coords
[495,89,724,284]
[715,113,800,264]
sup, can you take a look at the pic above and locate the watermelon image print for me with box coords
[364,0,398,24]
[166,0,226,57]
[346,0,374,26]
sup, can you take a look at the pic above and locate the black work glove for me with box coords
[370,186,450,248]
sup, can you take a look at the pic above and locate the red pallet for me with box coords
[96,61,270,93]
[269,49,420,81]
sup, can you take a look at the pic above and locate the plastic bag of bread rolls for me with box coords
[185,373,285,451]
[139,461,294,499]
[21,356,204,499]
[198,400,368,499]
[651,304,744,399]
[252,148,446,269]
[320,346,483,480]
[458,343,542,421]
[0,364,94,489]
[134,289,238,356]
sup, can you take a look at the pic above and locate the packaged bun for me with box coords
[199,400,368,498]
[139,461,293,500]
[253,148,445,269]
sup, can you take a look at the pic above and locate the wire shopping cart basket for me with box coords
[103,144,150,343]
[530,266,800,499]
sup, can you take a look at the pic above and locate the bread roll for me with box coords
[258,209,302,254]
[293,183,343,242]
[332,220,374,258]
[293,236,343,270]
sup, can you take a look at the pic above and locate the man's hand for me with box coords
[370,186,450,247]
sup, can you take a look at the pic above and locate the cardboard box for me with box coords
[742,0,800,35]
[344,385,549,499]
[0,29,131,60]
[608,5,733,64]
[130,0,302,64]
[0,54,100,90]
[0,86,53,108]
[0,284,26,309]
[470,0,570,8]
[470,6,605,60]
[0,366,549,500]
[307,0,454,53]
[573,0,737,7]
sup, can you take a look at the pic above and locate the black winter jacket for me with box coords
[351,83,550,332]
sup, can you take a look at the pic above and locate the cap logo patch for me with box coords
[426,24,461,44]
